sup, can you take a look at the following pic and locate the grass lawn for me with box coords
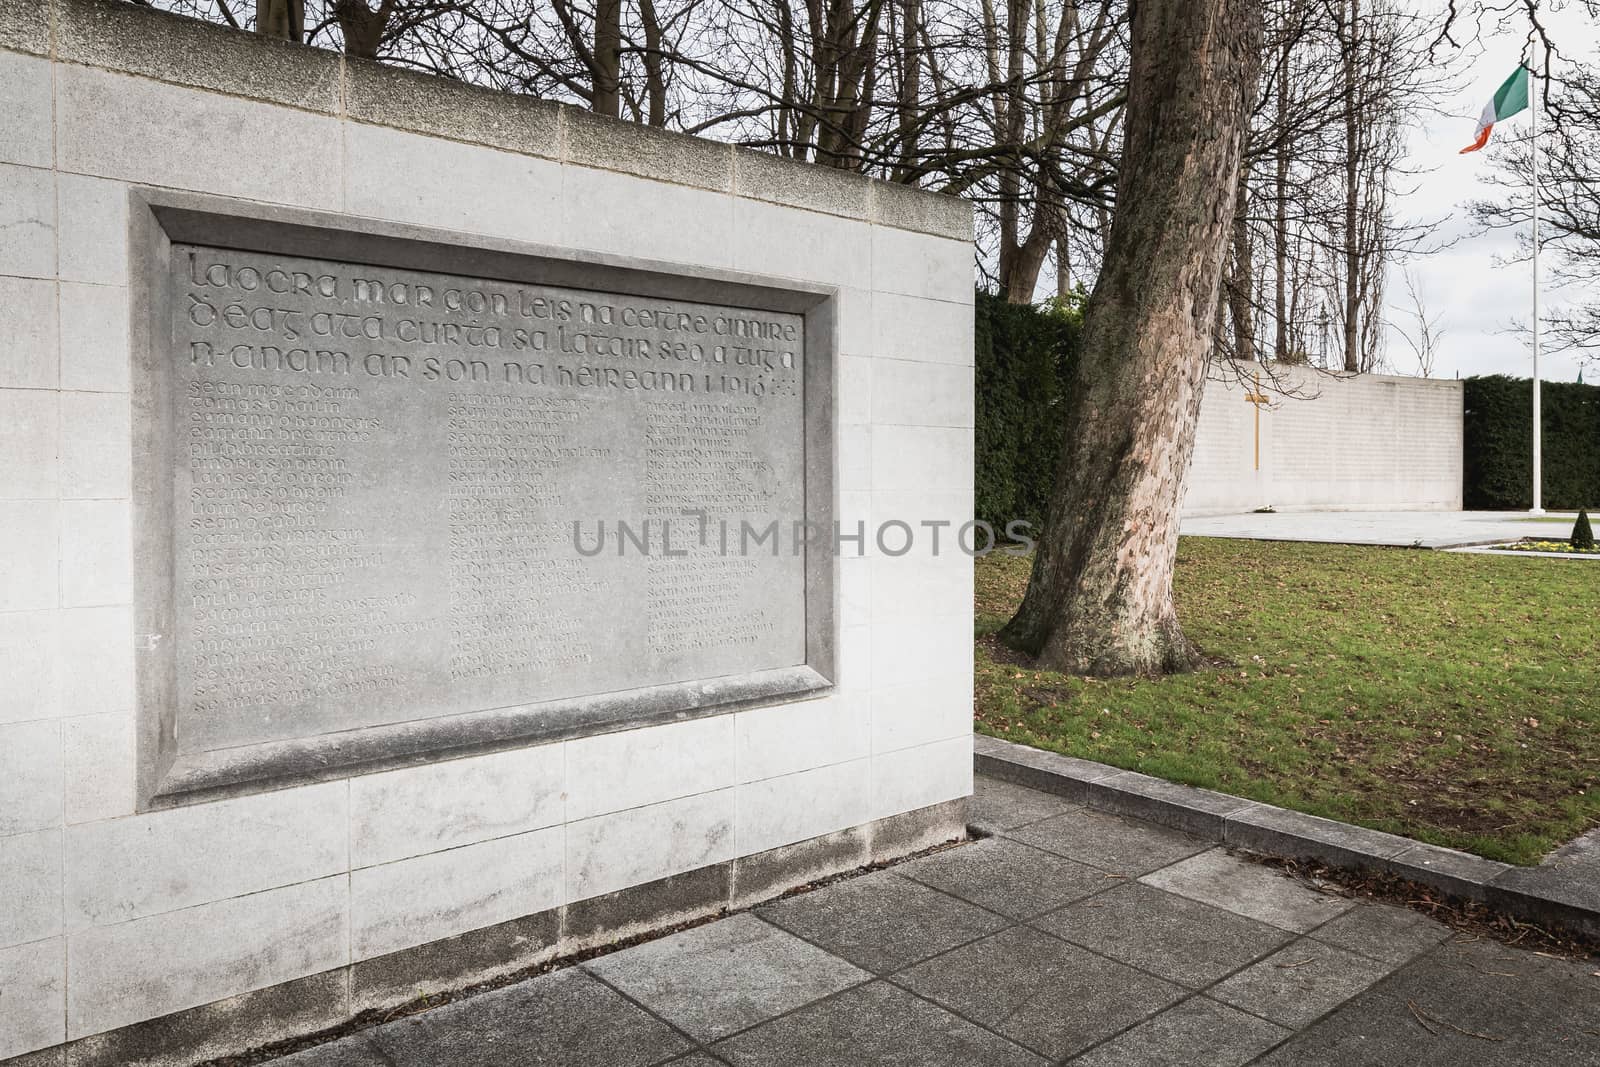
[975,538,1600,865]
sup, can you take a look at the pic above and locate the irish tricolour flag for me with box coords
[1460,65,1530,153]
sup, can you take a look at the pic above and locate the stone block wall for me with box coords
[1184,363,1465,515]
[0,0,976,1060]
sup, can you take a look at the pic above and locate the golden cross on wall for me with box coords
[1244,372,1269,471]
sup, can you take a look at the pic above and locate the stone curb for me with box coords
[974,733,1600,939]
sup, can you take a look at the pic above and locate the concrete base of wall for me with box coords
[5,798,968,1067]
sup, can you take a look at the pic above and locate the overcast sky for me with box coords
[1387,4,1593,383]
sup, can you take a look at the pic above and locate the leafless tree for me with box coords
[1392,265,1445,376]
[1211,0,1447,375]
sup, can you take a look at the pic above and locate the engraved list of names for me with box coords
[169,244,808,754]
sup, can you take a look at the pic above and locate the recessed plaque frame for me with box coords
[130,190,837,809]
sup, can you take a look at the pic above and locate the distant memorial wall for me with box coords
[0,1,975,1061]
[1184,363,1465,515]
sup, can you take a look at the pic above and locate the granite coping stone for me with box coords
[975,733,1600,939]
[972,732,1122,801]
[732,147,873,221]
[1094,770,1255,837]
[1384,841,1510,901]
[1223,801,1418,867]
[5,0,971,238]
[0,0,47,54]
[564,104,734,191]
[870,177,974,242]
[52,0,342,112]
[1488,827,1600,920]
[343,56,562,159]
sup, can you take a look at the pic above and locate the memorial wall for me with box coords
[1183,363,1465,515]
[0,0,976,1061]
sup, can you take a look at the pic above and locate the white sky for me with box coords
[1387,4,1594,383]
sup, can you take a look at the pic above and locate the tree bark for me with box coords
[639,0,669,127]
[1228,172,1256,362]
[1272,24,1290,362]
[256,0,304,42]
[890,0,922,181]
[1339,0,1361,372]
[998,0,1262,676]
[592,0,623,118]
[333,0,388,57]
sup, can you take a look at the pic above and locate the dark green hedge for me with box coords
[974,291,1081,530]
[1464,375,1600,510]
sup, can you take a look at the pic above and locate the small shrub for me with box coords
[1575,509,1597,551]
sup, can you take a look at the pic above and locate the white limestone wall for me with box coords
[0,1,975,1055]
[1183,363,1464,515]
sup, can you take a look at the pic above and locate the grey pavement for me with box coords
[1180,508,1583,548]
[268,774,1600,1067]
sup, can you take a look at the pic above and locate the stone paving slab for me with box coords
[272,1038,389,1066]
[754,870,1009,974]
[709,982,1046,1066]
[1004,807,1211,877]
[260,773,1597,1067]
[1141,848,1354,932]
[1306,902,1454,966]
[1068,996,1289,1067]
[368,967,693,1066]
[895,836,1110,919]
[968,774,1078,833]
[1253,937,1600,1066]
[582,913,868,1042]
[1034,880,1295,988]
[1208,940,1399,1028]
[893,925,1185,1059]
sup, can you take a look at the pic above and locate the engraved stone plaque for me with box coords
[134,201,833,805]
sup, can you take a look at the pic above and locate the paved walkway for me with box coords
[1181,509,1580,549]
[271,775,1599,1066]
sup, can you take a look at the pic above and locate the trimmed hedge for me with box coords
[1464,375,1600,511]
[975,291,1082,531]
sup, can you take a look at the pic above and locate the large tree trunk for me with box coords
[998,0,1261,676]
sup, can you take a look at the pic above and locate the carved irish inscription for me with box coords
[166,243,809,758]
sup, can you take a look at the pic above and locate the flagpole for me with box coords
[1530,67,1544,515]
